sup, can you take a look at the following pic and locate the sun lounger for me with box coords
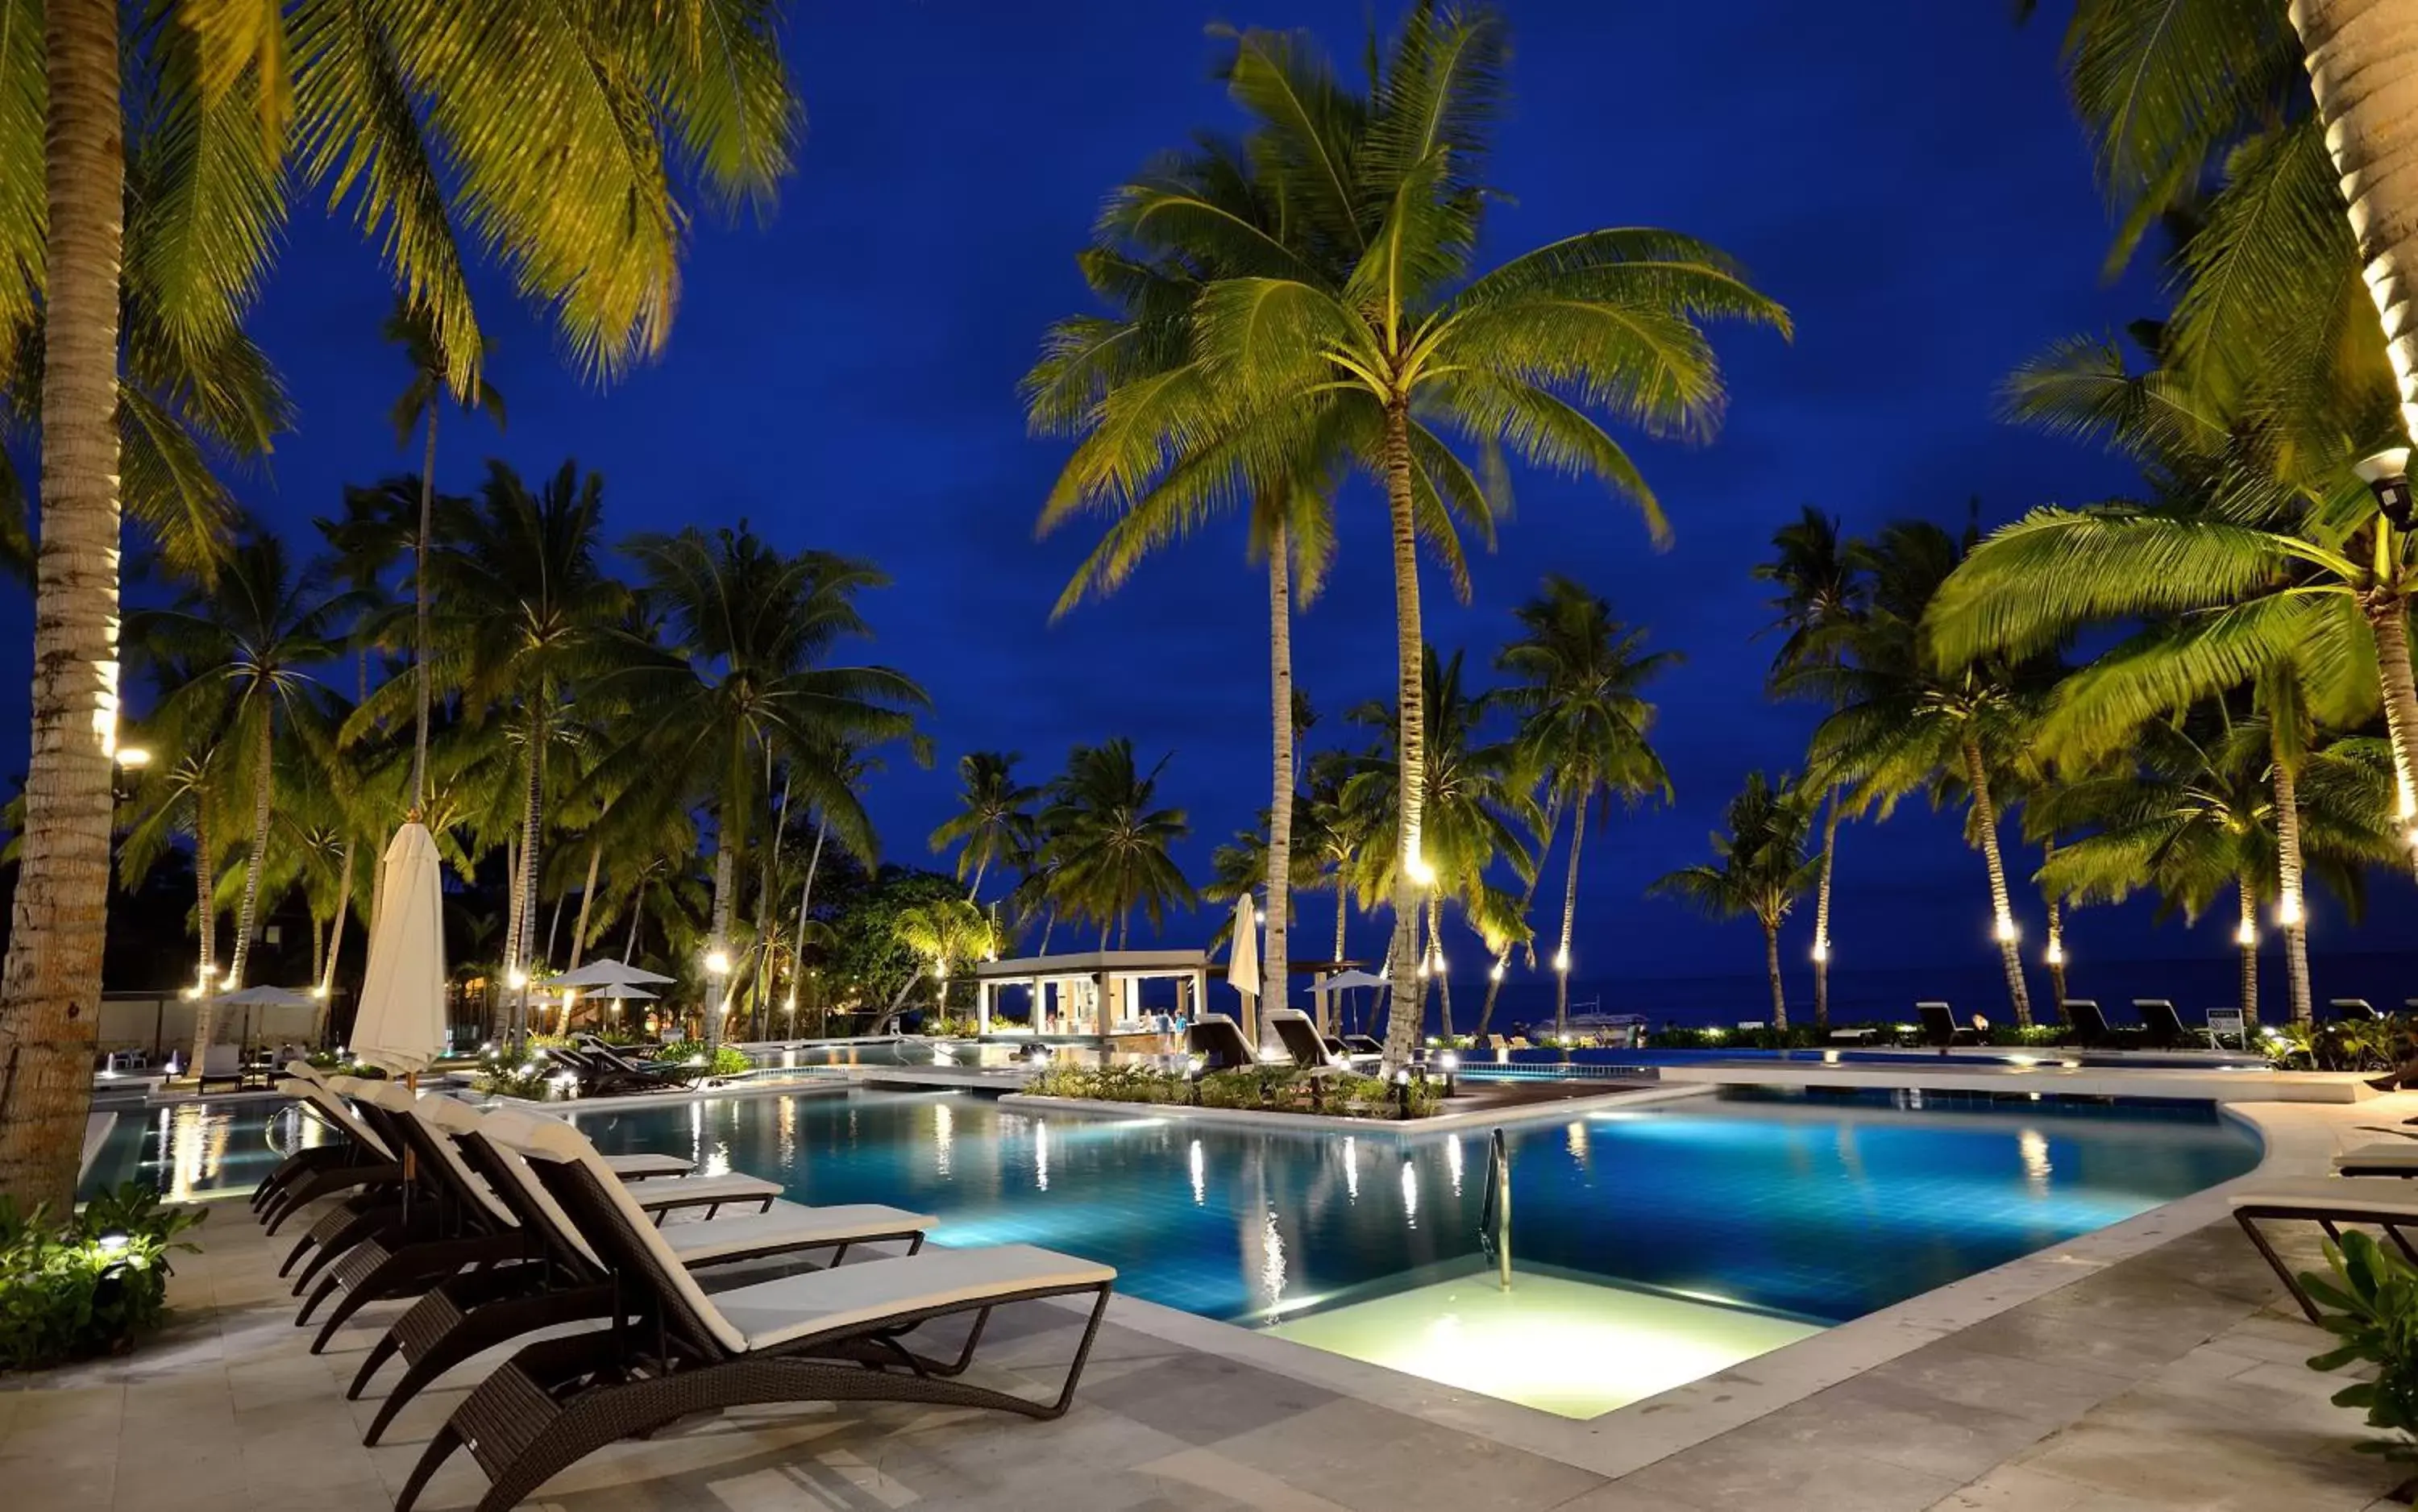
[1267,1010,1365,1072]
[1186,1012,1263,1072]
[196,1043,247,1094]
[347,1100,933,1445]
[255,1070,405,1227]
[2056,1000,2129,1049]
[2332,998,2383,1022]
[2231,1177,2418,1320]
[2133,999,2193,1048]
[2333,1144,2418,1178]
[1340,1034,1384,1058]
[1915,1002,1980,1048]
[394,1115,1116,1512]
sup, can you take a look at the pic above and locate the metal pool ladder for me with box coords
[1478,1127,1510,1290]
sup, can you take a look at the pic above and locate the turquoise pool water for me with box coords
[83,1086,2261,1328]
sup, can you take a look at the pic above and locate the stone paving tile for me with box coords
[1203,1397,1606,1512]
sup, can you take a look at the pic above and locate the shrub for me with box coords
[658,1041,752,1078]
[2268,1016,2418,1073]
[0,1183,205,1371]
[472,1061,557,1100]
[1027,1062,1441,1119]
[2303,1231,2418,1481]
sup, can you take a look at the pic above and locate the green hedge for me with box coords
[0,1184,204,1372]
[1027,1063,1442,1119]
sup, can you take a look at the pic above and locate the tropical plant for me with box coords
[127,528,351,1053]
[1041,7,1785,1071]
[0,0,803,1212]
[2301,1229,2418,1482]
[1650,771,1819,1029]
[1341,646,1538,1040]
[888,898,999,1016]
[928,751,1039,904]
[1803,518,2057,1025]
[1755,505,1865,1026]
[1038,739,1194,950]
[595,527,924,1046]
[1494,576,1673,1036]
[0,1182,204,1371]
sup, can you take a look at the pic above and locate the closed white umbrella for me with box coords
[1227,894,1261,1045]
[351,821,448,1078]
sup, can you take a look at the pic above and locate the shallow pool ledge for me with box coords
[994,1081,1715,1136]
[1656,1059,2370,1103]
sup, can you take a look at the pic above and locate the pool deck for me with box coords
[6,1086,2409,1510]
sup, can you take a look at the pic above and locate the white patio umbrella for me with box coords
[1227,895,1261,1044]
[208,984,317,1056]
[351,820,448,1078]
[550,957,675,991]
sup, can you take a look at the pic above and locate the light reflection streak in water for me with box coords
[1033,1119,1048,1192]
[1257,1208,1289,1319]
[2019,1128,2052,1197]
[1567,1120,1589,1163]
[1445,1133,1464,1197]
[933,1101,953,1180]
[1190,1140,1206,1206]
[1399,1159,1418,1227]
[1343,1136,1359,1203]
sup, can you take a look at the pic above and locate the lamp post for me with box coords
[2358,448,2414,530]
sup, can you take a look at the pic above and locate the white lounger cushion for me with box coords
[604,1153,694,1179]
[2334,1143,2418,1170]
[373,1085,517,1226]
[2231,1176,2418,1217]
[285,1077,395,1160]
[707,1244,1115,1352]
[659,1203,933,1265]
[625,1171,783,1209]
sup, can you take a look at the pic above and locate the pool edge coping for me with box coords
[1035,1092,2354,1484]
[994,1080,1716,1136]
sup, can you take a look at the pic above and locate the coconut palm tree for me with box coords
[1651,771,1819,1029]
[889,899,1000,1019]
[2030,701,2396,1023]
[1806,518,2058,1026]
[928,752,1039,904]
[1048,8,1786,1070]
[1038,740,1194,950]
[129,528,351,1053]
[1757,506,1866,1027]
[598,527,924,1047]
[1494,578,1674,1036]
[1341,647,1539,1041]
[0,0,802,1209]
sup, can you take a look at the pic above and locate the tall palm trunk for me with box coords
[224,717,276,989]
[791,816,827,995]
[1554,791,1587,1040]
[317,857,352,1042]
[1378,399,1427,1074]
[2274,753,2313,1025]
[2236,875,2261,1021]
[1811,787,1840,1029]
[2364,588,2418,880]
[1324,883,1348,1035]
[193,787,215,988]
[1426,895,1452,1038]
[567,838,602,974]
[503,725,542,1042]
[0,0,127,1208]
[1762,919,1787,1029]
[1476,793,1560,1039]
[622,899,642,965]
[2289,0,2418,444]
[409,403,438,812]
[1961,738,2033,1027]
[2042,838,2068,1011]
[752,777,790,1044]
[704,793,738,1051]
[1262,515,1294,1053]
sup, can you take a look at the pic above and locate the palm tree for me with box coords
[1028,139,1341,1047]
[1757,506,1865,1027]
[384,301,506,812]
[130,528,349,1053]
[889,899,999,1020]
[1038,740,1194,950]
[2031,703,2395,1023]
[1651,771,1819,1029]
[1494,578,1674,1037]
[0,0,802,1208]
[1341,648,1538,1041]
[1047,9,1786,1070]
[599,528,924,1047]
[929,752,1039,904]
[1807,519,2056,1026]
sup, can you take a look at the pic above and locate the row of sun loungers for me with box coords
[255,1062,1116,1512]
[2231,1135,2418,1323]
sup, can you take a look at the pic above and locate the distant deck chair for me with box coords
[2133,999,2192,1048]
[1186,1013,1262,1072]
[1340,1034,1385,1059]
[1267,1010,1359,1073]
[197,1043,246,1094]
[2058,1000,2131,1049]
[2333,998,2383,1022]
[1915,1002,1979,1049]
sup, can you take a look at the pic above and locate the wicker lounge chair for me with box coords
[1267,1010,1365,1072]
[347,1099,933,1443]
[394,1115,1116,1512]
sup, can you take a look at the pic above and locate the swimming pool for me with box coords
[557,1085,2259,1327]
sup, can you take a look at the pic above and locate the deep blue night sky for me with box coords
[25,2,2412,1002]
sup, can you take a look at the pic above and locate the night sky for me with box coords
[21,3,2412,999]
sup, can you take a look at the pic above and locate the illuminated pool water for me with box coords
[560,1086,2259,1327]
[83,1086,2259,1328]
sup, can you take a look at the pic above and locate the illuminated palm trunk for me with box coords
[2236,877,2260,1021]
[1555,791,1586,1039]
[567,838,602,974]
[0,0,126,1210]
[2291,0,2418,442]
[2274,754,2312,1025]
[1475,792,1558,1039]
[1377,400,1428,1072]
[1761,918,1786,1029]
[220,715,276,1010]
[1262,514,1294,1052]
[2366,590,2418,881]
[1811,787,1839,1028]
[1325,884,1347,1035]
[1962,738,2034,1027]
[193,792,215,990]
